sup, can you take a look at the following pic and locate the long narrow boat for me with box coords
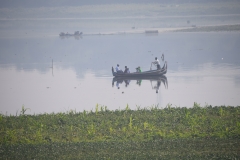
[112,61,167,77]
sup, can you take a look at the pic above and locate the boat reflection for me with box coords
[59,35,82,40]
[112,75,168,93]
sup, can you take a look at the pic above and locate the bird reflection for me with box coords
[112,75,168,92]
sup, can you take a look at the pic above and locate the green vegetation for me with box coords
[1,103,240,159]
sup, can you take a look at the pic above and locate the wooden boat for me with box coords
[145,30,158,34]
[112,61,167,77]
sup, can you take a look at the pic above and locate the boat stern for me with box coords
[112,67,115,76]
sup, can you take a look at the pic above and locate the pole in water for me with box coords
[52,59,54,76]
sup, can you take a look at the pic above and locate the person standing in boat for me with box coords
[124,66,130,73]
[151,57,160,70]
[115,64,123,73]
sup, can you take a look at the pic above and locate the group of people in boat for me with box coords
[115,64,130,73]
[115,57,161,73]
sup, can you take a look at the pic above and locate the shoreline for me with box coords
[171,24,240,32]
[1,24,240,39]
[75,24,240,36]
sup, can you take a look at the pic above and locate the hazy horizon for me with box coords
[1,0,239,8]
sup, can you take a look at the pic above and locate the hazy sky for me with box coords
[0,0,235,8]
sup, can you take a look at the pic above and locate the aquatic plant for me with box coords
[20,105,30,115]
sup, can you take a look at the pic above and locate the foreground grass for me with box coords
[1,138,239,159]
[0,103,240,159]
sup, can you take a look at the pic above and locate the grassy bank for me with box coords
[1,103,240,159]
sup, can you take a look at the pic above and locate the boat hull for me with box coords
[112,61,167,77]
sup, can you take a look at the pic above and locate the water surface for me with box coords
[0,32,240,115]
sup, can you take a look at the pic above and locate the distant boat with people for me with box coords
[145,30,158,34]
[59,31,83,37]
[112,61,167,77]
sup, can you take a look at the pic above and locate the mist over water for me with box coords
[1,31,240,115]
[1,2,240,38]
[0,2,240,115]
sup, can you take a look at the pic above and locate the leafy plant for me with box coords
[20,105,30,115]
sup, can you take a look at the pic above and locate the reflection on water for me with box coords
[112,75,168,93]
[59,35,83,40]
[0,32,240,115]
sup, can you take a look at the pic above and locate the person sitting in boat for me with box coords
[124,66,130,73]
[136,66,141,72]
[115,64,123,73]
[151,57,160,70]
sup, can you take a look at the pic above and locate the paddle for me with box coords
[150,62,153,70]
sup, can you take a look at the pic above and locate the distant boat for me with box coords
[145,30,158,34]
[59,31,83,36]
[112,61,167,77]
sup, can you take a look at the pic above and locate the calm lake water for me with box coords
[0,31,240,115]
